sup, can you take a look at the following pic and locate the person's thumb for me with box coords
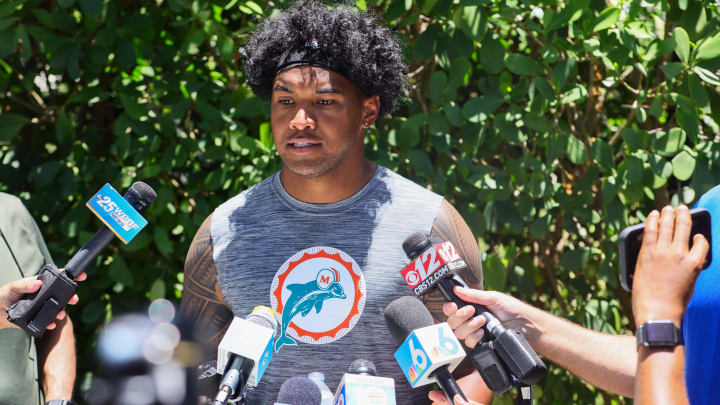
[4,277,42,306]
[454,286,500,308]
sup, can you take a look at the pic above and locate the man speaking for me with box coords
[179,1,491,403]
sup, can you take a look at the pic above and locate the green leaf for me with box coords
[649,97,664,118]
[625,156,644,184]
[676,108,699,144]
[479,37,505,74]
[35,161,62,187]
[592,7,620,32]
[154,226,173,255]
[0,113,27,144]
[592,139,614,171]
[694,33,720,61]
[559,84,587,104]
[55,110,74,144]
[454,5,486,41]
[429,71,447,103]
[673,27,690,64]
[116,37,136,69]
[621,127,643,150]
[462,96,504,123]
[653,128,686,156]
[692,66,720,86]
[406,149,433,178]
[108,254,133,286]
[182,30,205,55]
[412,24,439,62]
[80,0,103,18]
[672,151,696,181]
[259,122,272,149]
[443,102,463,127]
[118,93,147,120]
[504,53,544,76]
[560,248,591,271]
[688,73,708,108]
[566,135,587,164]
[149,279,166,300]
[660,62,684,79]
[483,254,507,291]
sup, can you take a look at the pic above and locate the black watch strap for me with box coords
[636,320,684,348]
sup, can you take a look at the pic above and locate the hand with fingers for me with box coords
[632,204,710,325]
[0,270,86,330]
[442,287,540,349]
[632,204,710,405]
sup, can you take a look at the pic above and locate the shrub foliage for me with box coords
[1,0,719,403]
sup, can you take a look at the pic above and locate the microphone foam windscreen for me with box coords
[384,296,435,345]
[402,232,431,259]
[348,359,377,376]
[276,376,322,405]
[125,181,157,211]
[246,306,278,337]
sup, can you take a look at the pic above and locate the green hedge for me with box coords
[1,0,719,403]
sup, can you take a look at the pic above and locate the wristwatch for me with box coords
[45,400,77,405]
[636,320,684,348]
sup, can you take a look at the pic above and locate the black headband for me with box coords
[275,39,349,78]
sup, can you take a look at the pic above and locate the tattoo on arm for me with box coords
[424,199,484,322]
[425,199,486,378]
[180,215,234,353]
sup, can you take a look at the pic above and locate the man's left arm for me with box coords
[426,199,492,404]
[38,315,76,401]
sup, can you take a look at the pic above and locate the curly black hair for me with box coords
[243,0,407,116]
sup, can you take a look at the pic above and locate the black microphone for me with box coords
[275,376,322,405]
[65,181,157,278]
[401,233,546,389]
[384,296,467,405]
[6,182,157,337]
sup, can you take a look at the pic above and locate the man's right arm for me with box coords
[444,288,637,398]
[180,215,234,355]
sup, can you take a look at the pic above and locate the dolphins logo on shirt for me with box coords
[270,246,366,352]
[274,268,347,351]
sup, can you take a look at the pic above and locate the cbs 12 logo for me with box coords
[403,242,461,287]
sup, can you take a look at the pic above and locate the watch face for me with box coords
[644,321,680,346]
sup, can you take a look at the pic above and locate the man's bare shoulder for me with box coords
[180,214,233,347]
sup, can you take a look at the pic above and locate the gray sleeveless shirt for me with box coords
[212,166,443,405]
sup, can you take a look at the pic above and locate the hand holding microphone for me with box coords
[384,296,467,405]
[0,273,86,330]
[6,182,156,337]
[400,233,546,393]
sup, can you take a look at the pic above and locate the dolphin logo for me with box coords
[274,268,346,351]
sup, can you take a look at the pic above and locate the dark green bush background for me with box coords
[1,0,719,403]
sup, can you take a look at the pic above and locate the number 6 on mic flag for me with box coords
[393,323,465,387]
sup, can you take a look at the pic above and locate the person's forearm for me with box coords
[39,316,76,399]
[634,346,687,405]
[520,304,636,397]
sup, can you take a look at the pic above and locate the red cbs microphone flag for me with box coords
[400,241,466,296]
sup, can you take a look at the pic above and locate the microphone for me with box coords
[213,306,278,405]
[400,232,546,390]
[7,182,156,337]
[333,359,397,405]
[275,376,322,405]
[384,296,466,405]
